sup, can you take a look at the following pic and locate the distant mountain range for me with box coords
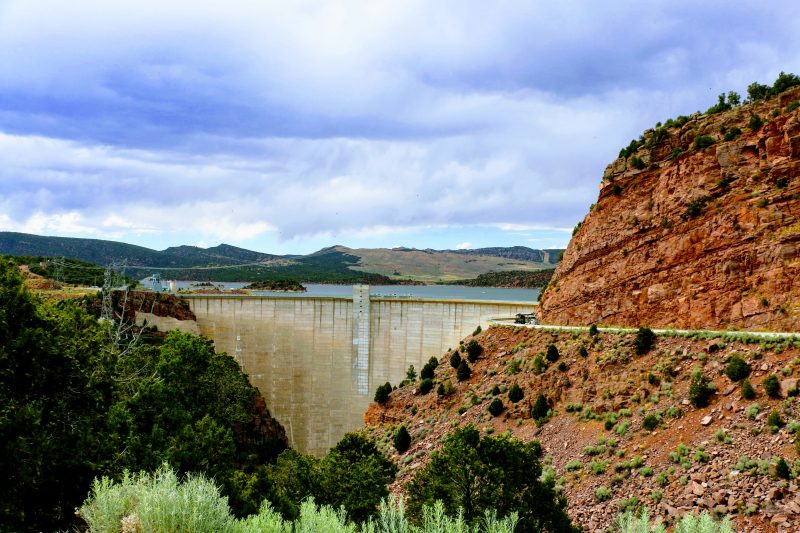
[0,232,562,283]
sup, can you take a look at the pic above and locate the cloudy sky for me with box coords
[0,1,798,254]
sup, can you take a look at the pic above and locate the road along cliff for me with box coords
[540,86,800,331]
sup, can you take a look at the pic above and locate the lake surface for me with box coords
[156,280,539,302]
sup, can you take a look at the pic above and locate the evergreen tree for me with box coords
[394,426,411,453]
[456,360,472,382]
[407,425,576,532]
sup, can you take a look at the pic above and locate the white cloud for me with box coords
[0,1,798,250]
[455,242,472,250]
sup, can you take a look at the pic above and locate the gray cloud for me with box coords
[0,0,798,246]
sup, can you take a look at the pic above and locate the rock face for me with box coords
[540,87,800,331]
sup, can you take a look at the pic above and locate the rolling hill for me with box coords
[0,232,562,283]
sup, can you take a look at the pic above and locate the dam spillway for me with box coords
[171,288,534,456]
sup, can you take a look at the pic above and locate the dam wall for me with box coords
[175,290,533,455]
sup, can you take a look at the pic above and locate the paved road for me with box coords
[488,319,800,340]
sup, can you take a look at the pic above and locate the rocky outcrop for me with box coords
[540,87,800,331]
[365,325,800,531]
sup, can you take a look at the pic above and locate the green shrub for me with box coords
[642,413,660,431]
[725,355,750,381]
[746,403,760,420]
[694,135,715,150]
[394,426,411,453]
[531,354,547,375]
[455,361,471,382]
[589,460,609,475]
[772,71,800,94]
[775,457,792,480]
[685,196,709,218]
[693,448,709,463]
[617,509,733,533]
[79,466,236,533]
[714,429,732,444]
[487,398,504,417]
[631,156,645,170]
[748,114,763,131]
[491,385,501,396]
[449,351,462,369]
[618,496,639,513]
[723,126,742,141]
[767,409,785,429]
[407,425,571,531]
[688,368,715,407]
[670,147,683,160]
[564,460,583,472]
[748,81,771,101]
[578,346,588,358]
[374,382,392,404]
[595,486,611,502]
[545,344,560,362]
[741,379,756,399]
[465,339,483,363]
[472,325,482,336]
[589,324,598,336]
[557,361,568,372]
[418,378,434,394]
[506,358,522,375]
[619,138,644,159]
[508,383,524,403]
[531,394,550,420]
[764,374,781,398]
[420,357,439,380]
[707,93,733,114]
[634,327,655,355]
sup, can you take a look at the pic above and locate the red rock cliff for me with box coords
[540,87,800,331]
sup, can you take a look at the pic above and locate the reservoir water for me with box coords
[165,281,539,302]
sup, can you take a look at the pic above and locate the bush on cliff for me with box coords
[374,382,392,404]
[764,374,781,398]
[394,426,411,453]
[725,355,750,382]
[407,425,576,532]
[418,378,434,394]
[634,327,656,355]
[531,393,551,420]
[488,398,504,417]
[546,344,560,362]
[449,351,462,368]
[741,379,756,399]
[420,356,439,380]
[689,368,715,407]
[508,383,524,403]
[466,339,483,363]
[456,360,472,382]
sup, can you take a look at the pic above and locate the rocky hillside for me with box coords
[365,325,800,531]
[539,86,800,331]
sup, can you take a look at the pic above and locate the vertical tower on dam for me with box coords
[182,288,533,456]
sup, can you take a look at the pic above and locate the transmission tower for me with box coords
[51,257,65,284]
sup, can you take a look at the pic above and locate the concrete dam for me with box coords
[142,286,534,456]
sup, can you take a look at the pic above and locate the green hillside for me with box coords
[0,232,563,284]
